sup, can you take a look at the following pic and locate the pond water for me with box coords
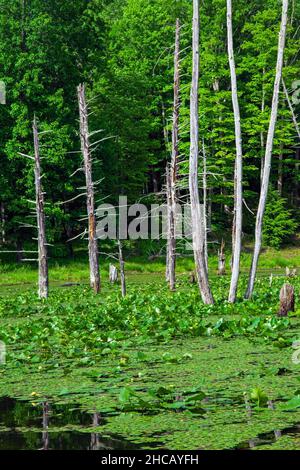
[0,397,139,450]
[235,424,300,450]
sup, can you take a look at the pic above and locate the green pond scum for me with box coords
[0,273,300,449]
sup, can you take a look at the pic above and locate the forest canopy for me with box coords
[0,0,299,254]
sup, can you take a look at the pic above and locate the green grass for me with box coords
[0,245,299,286]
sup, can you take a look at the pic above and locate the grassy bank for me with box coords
[0,245,299,286]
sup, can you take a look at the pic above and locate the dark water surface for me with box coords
[0,397,139,450]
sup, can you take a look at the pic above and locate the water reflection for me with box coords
[0,397,137,450]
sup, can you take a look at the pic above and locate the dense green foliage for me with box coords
[263,191,298,249]
[1,274,300,449]
[0,0,299,255]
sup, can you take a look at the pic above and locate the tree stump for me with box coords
[109,264,118,284]
[189,271,196,284]
[278,283,295,317]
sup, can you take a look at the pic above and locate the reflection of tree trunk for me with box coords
[42,402,49,450]
[90,413,100,450]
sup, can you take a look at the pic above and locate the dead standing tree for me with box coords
[118,239,126,298]
[77,83,100,294]
[227,0,243,303]
[166,18,180,292]
[218,239,226,276]
[33,116,49,299]
[245,0,289,299]
[189,0,214,304]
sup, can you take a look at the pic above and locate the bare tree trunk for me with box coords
[166,165,170,283]
[1,202,5,244]
[78,83,100,294]
[118,239,126,297]
[245,0,288,299]
[33,116,48,299]
[260,68,266,184]
[282,79,300,139]
[189,0,214,305]
[218,239,226,276]
[166,165,176,291]
[202,140,208,272]
[278,144,283,195]
[109,264,118,283]
[227,0,243,303]
[16,238,24,263]
[166,18,181,292]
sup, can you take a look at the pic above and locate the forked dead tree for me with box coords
[227,0,243,303]
[78,83,100,294]
[33,116,48,299]
[189,0,214,304]
[245,0,289,299]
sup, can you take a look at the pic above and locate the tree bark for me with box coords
[78,83,100,294]
[245,0,288,299]
[189,0,214,304]
[202,140,208,272]
[166,165,176,291]
[278,144,283,195]
[218,239,226,276]
[1,202,5,244]
[109,264,118,284]
[118,239,126,297]
[278,283,295,317]
[227,0,243,303]
[260,68,266,184]
[33,116,48,299]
